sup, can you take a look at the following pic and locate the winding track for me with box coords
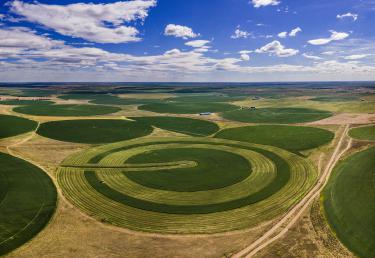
[232,124,352,258]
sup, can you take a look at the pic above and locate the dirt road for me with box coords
[232,125,352,258]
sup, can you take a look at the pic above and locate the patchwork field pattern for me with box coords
[323,147,375,258]
[14,104,121,116]
[138,102,238,114]
[0,152,57,255]
[58,137,317,234]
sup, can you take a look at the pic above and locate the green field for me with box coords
[323,147,375,258]
[138,102,238,114]
[131,116,219,136]
[0,115,37,139]
[37,119,153,144]
[222,107,332,123]
[0,100,54,106]
[58,137,317,233]
[169,95,245,103]
[349,125,375,141]
[0,152,57,255]
[310,96,358,102]
[215,125,334,151]
[58,94,157,105]
[14,104,121,116]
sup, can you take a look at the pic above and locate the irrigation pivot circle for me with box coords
[58,137,317,234]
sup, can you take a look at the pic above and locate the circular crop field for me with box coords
[222,107,332,124]
[0,100,54,106]
[348,125,375,141]
[0,152,57,255]
[14,104,121,116]
[138,102,237,114]
[58,137,317,234]
[131,116,219,136]
[0,115,37,139]
[37,119,153,144]
[215,125,334,151]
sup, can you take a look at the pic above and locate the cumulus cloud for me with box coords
[184,40,210,48]
[344,54,368,60]
[240,53,250,61]
[337,12,358,21]
[289,27,302,37]
[278,31,287,38]
[255,40,299,57]
[8,0,156,43]
[308,30,349,45]
[231,28,251,39]
[164,24,199,39]
[302,53,323,60]
[251,0,280,8]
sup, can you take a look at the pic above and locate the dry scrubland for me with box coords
[0,84,374,258]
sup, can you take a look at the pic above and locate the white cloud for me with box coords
[239,50,252,54]
[255,40,299,57]
[337,13,358,21]
[289,27,302,37]
[344,54,369,60]
[9,0,156,43]
[164,24,198,39]
[278,31,287,38]
[231,28,251,39]
[184,40,210,48]
[0,14,5,20]
[321,51,336,55]
[302,53,323,60]
[240,54,250,61]
[308,30,349,45]
[251,0,280,8]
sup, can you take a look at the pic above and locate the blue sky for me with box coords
[0,0,375,82]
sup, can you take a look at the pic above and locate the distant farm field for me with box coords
[222,108,332,123]
[37,119,153,144]
[349,125,375,141]
[14,104,121,116]
[309,96,358,102]
[0,100,54,106]
[0,115,37,139]
[0,152,57,255]
[322,147,375,258]
[131,116,219,136]
[138,102,237,114]
[215,125,334,151]
[170,95,245,103]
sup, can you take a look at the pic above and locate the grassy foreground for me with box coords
[0,152,57,255]
[0,115,37,139]
[37,119,153,144]
[131,116,219,136]
[349,125,375,141]
[222,107,332,123]
[14,104,121,116]
[323,147,375,258]
[215,125,334,151]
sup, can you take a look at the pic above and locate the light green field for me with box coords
[0,152,57,255]
[323,147,375,258]
[349,125,375,141]
[215,125,334,151]
[37,119,153,144]
[58,137,317,233]
[0,115,37,139]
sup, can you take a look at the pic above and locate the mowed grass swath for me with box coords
[37,119,154,144]
[215,125,334,151]
[221,107,332,123]
[14,104,121,116]
[57,137,317,234]
[349,125,375,141]
[0,152,57,255]
[322,147,375,258]
[138,102,238,114]
[131,116,220,136]
[0,115,37,139]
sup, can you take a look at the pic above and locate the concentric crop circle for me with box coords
[58,137,317,234]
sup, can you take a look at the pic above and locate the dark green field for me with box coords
[169,95,245,103]
[349,125,375,141]
[138,102,237,114]
[131,116,219,136]
[0,152,57,255]
[37,119,153,144]
[323,147,375,258]
[14,104,121,116]
[0,115,37,139]
[310,96,358,102]
[222,107,332,123]
[58,94,156,105]
[0,100,54,106]
[215,125,334,151]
